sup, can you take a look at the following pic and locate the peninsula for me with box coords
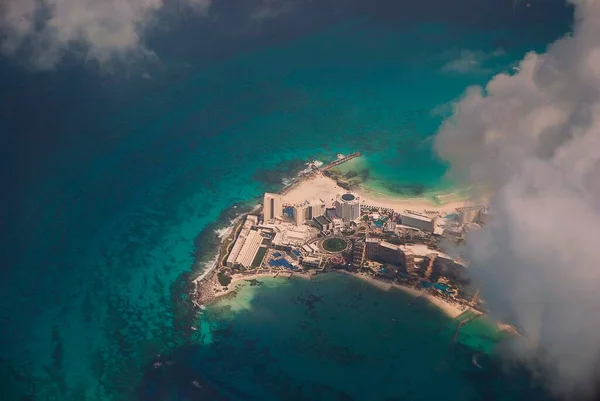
[192,152,514,335]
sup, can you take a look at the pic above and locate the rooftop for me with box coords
[400,209,432,222]
[314,215,331,225]
[341,193,356,202]
[380,241,401,250]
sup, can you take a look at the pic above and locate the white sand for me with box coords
[209,271,312,299]
[284,173,469,214]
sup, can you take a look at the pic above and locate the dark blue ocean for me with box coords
[0,1,572,400]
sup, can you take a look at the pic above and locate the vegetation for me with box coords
[322,237,348,252]
[251,247,268,267]
[217,272,232,286]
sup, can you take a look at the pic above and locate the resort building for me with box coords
[402,249,415,270]
[334,193,361,221]
[365,239,402,265]
[377,241,404,265]
[399,210,435,232]
[352,241,366,267]
[270,224,316,250]
[475,208,491,225]
[302,256,322,268]
[263,193,283,223]
[365,238,381,259]
[364,239,419,269]
[293,199,326,226]
[225,215,264,268]
[313,215,332,231]
[234,230,263,268]
[457,205,486,225]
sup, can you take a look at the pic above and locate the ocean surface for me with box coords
[0,1,572,400]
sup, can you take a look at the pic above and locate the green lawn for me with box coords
[322,238,348,252]
[251,247,268,267]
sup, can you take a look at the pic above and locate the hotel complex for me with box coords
[201,153,493,328]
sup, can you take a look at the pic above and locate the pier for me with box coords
[452,309,483,344]
[277,151,361,196]
[321,152,361,171]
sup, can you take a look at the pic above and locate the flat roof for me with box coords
[400,210,432,222]
[401,244,431,256]
[341,193,356,202]
[314,215,331,225]
[380,241,400,250]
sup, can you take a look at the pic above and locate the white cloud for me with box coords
[435,0,600,398]
[441,49,504,74]
[0,0,212,69]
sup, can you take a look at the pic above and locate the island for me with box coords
[192,152,517,337]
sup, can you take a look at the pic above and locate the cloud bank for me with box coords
[0,0,212,69]
[435,0,600,397]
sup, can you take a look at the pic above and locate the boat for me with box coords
[472,353,483,369]
[512,66,521,72]
[192,380,203,389]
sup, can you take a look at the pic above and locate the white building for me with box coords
[234,230,263,268]
[225,215,259,267]
[334,193,361,221]
[399,210,434,232]
[263,193,283,222]
[293,199,326,226]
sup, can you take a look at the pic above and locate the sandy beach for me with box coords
[284,172,470,214]
[197,270,313,303]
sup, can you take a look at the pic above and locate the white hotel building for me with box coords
[399,210,434,232]
[334,193,361,221]
[263,193,283,223]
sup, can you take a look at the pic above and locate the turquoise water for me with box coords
[0,5,571,401]
[149,274,545,400]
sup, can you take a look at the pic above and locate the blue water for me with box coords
[0,1,572,400]
[179,274,548,400]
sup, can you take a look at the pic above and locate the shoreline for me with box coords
[198,268,470,319]
[283,171,474,215]
[332,270,470,319]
